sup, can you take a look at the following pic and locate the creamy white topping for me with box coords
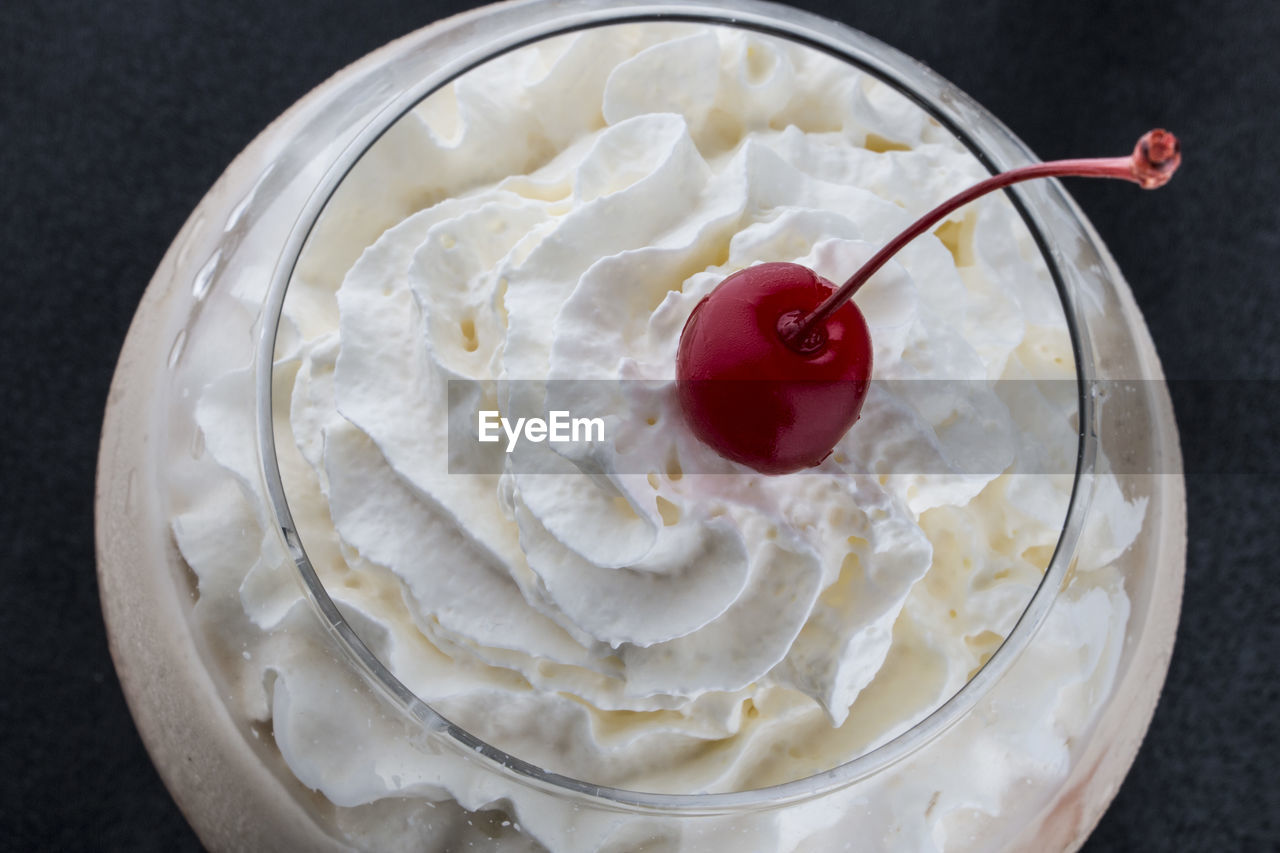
[172,23,1144,852]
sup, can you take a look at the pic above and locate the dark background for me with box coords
[2,0,1277,850]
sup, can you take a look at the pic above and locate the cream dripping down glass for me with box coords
[96,2,1186,851]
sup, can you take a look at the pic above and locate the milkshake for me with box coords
[97,5,1186,852]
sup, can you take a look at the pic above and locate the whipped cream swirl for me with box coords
[173,23,1144,851]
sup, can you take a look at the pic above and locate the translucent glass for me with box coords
[124,0,1183,843]
[253,2,1099,813]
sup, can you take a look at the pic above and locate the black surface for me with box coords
[1,0,1277,850]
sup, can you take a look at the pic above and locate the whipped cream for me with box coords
[172,23,1145,852]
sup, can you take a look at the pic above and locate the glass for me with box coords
[126,0,1184,846]
[261,2,1091,810]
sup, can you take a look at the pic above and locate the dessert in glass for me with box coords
[96,2,1186,851]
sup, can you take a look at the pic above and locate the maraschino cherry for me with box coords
[677,130,1181,474]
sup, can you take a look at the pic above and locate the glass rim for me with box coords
[254,0,1099,815]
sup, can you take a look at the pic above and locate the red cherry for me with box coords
[676,130,1180,475]
[676,262,872,474]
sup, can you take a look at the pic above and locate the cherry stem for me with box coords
[782,129,1181,351]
